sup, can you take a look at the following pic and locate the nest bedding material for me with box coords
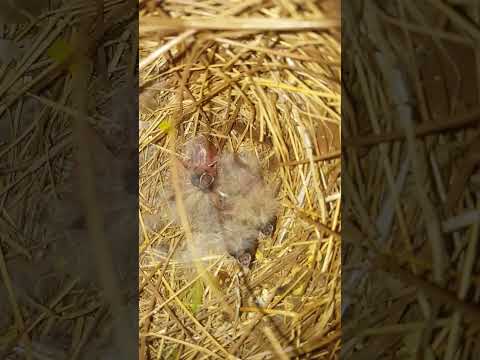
[139,1,341,359]
[0,1,138,359]
[343,1,480,359]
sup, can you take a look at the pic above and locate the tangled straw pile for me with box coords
[343,1,480,358]
[0,1,137,358]
[139,0,341,359]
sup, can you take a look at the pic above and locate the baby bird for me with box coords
[182,134,218,193]
[165,135,278,269]
[165,135,220,232]
[215,152,278,267]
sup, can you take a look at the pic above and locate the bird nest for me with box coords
[139,1,341,359]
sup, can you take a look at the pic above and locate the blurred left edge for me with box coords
[0,1,139,360]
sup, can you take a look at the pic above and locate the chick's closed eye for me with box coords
[190,171,215,191]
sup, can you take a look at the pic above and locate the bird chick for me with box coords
[215,152,279,268]
[217,152,278,231]
[165,135,221,233]
[181,134,218,192]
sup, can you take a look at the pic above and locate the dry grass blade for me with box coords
[141,16,339,32]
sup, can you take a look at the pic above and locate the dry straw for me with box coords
[0,0,137,358]
[343,1,480,359]
[139,0,341,359]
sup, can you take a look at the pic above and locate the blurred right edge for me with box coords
[342,1,480,359]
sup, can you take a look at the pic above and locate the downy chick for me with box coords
[215,152,278,267]
[165,135,221,234]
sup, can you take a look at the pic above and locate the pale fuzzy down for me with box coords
[216,152,278,233]
[165,158,222,233]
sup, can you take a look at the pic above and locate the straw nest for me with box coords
[343,1,480,358]
[139,1,341,359]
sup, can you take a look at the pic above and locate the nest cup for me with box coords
[139,1,341,358]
